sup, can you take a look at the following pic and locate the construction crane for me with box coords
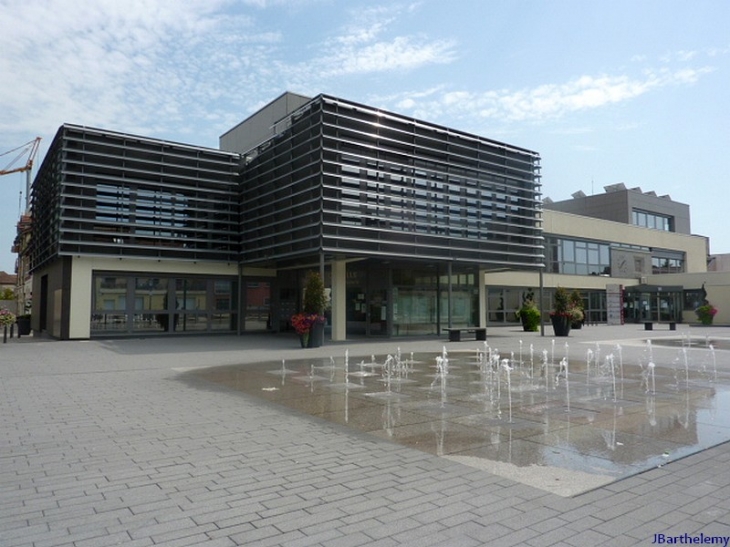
[1,137,41,213]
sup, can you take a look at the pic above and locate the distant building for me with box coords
[708,254,730,272]
[0,271,16,293]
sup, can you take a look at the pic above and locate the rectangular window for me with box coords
[92,274,237,336]
[546,237,610,276]
[632,208,673,232]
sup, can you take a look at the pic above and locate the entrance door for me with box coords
[368,289,388,336]
[244,281,271,331]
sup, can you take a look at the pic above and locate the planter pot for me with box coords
[520,316,539,332]
[550,314,571,337]
[308,321,325,348]
[16,317,31,336]
[571,321,582,330]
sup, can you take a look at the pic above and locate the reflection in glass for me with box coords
[178,314,208,331]
[94,277,127,311]
[90,274,237,335]
[245,281,270,331]
[90,313,128,331]
[176,278,207,311]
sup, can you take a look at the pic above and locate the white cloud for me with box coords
[304,4,457,78]
[0,0,293,144]
[389,66,716,124]
[319,35,456,77]
[0,0,458,146]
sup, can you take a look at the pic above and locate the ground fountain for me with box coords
[193,331,730,497]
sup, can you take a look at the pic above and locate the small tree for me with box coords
[552,287,570,316]
[302,271,326,315]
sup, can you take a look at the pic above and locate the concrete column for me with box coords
[330,260,347,341]
[478,268,487,327]
[69,257,93,339]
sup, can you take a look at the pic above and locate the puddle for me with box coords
[188,343,730,497]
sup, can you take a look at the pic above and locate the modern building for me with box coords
[28,93,544,340]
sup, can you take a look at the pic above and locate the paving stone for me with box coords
[2,333,730,547]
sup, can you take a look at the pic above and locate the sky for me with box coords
[0,0,728,274]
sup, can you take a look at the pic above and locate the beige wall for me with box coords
[543,210,709,273]
[483,211,718,322]
[483,270,638,292]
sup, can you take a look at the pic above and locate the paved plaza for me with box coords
[2,325,730,546]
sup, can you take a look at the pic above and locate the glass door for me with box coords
[244,281,271,331]
[368,289,388,336]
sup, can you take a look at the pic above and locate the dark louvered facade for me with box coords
[28,93,543,340]
[31,125,241,270]
[239,95,543,269]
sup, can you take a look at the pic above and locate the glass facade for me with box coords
[344,262,478,337]
[546,237,610,276]
[91,274,237,335]
[624,286,683,323]
[487,287,607,325]
[244,281,271,331]
[31,125,240,271]
[651,251,685,274]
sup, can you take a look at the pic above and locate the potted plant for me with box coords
[291,271,327,348]
[569,290,585,330]
[516,292,540,332]
[695,303,717,325]
[550,286,571,337]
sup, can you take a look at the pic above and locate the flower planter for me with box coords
[551,314,571,337]
[308,321,324,348]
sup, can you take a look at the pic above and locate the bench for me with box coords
[445,327,487,342]
[644,322,677,331]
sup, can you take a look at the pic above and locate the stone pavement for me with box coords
[2,325,730,546]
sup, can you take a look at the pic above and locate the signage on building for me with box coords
[606,284,624,325]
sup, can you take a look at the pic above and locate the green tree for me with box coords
[302,271,326,315]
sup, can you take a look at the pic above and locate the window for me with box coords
[652,254,685,274]
[632,209,673,231]
[546,237,610,276]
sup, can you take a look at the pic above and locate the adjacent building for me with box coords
[486,185,723,327]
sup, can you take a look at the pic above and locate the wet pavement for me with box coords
[191,338,730,497]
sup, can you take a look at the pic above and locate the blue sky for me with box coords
[0,0,728,274]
